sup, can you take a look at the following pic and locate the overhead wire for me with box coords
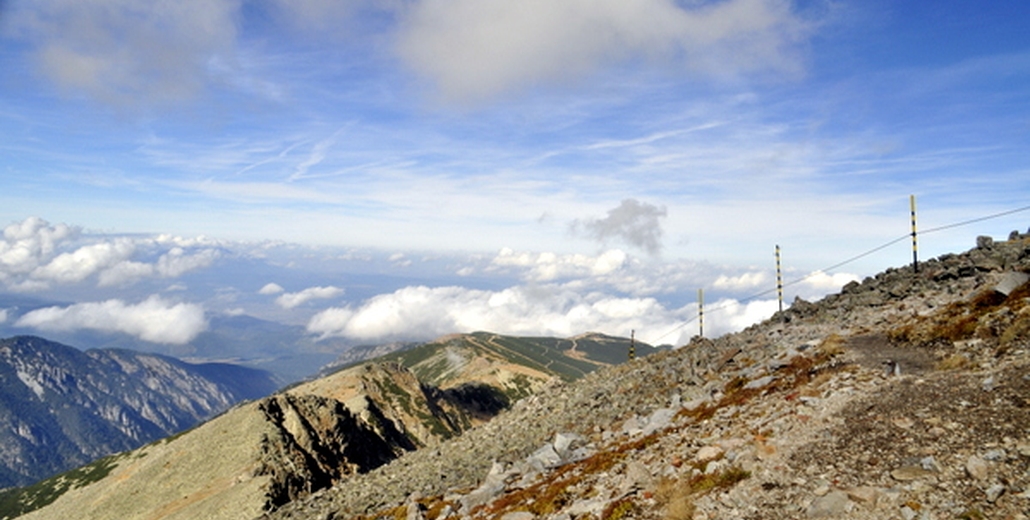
[650,203,1030,345]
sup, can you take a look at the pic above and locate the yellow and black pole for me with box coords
[697,288,704,338]
[628,329,635,361]
[775,245,783,313]
[910,195,919,273]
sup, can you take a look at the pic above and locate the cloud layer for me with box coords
[15,295,208,344]
[0,217,220,291]
[305,282,806,347]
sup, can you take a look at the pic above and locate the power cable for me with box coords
[649,203,1030,345]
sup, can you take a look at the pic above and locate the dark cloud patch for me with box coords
[571,199,667,256]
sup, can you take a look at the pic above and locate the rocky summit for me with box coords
[265,232,1030,520]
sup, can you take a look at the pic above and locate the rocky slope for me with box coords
[0,336,279,488]
[264,232,1030,520]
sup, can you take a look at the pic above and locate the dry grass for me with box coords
[653,466,750,520]
[655,477,695,520]
[936,354,971,371]
[889,280,1030,346]
[817,334,847,357]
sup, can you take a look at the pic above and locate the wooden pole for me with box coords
[698,288,704,338]
[775,245,783,313]
[910,195,919,273]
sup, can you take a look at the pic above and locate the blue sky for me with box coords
[1,0,1029,354]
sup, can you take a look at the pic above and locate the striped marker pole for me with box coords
[629,329,635,360]
[775,245,784,313]
[910,195,919,273]
[698,288,704,338]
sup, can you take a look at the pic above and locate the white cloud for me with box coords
[15,295,208,344]
[713,271,768,291]
[389,253,412,267]
[397,0,806,104]
[791,270,860,298]
[32,238,137,284]
[259,282,285,295]
[97,260,154,287]
[155,247,220,277]
[0,309,7,324]
[306,283,781,346]
[0,217,78,276]
[0,217,222,290]
[275,285,344,309]
[491,248,628,282]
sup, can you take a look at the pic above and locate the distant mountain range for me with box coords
[0,331,650,519]
[0,295,343,383]
[0,336,280,489]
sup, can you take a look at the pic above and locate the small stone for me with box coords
[892,417,915,429]
[807,490,851,518]
[500,513,535,520]
[995,271,1030,296]
[406,502,425,520]
[986,484,1006,503]
[920,456,941,472]
[891,466,933,481]
[695,445,724,463]
[900,506,917,520]
[844,486,881,505]
[983,449,1006,461]
[744,375,776,390]
[965,455,989,481]
[704,458,726,475]
[981,376,996,392]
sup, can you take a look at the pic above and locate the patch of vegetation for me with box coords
[0,452,122,519]
[601,496,638,520]
[889,281,1030,346]
[503,373,537,401]
[653,466,750,520]
[936,353,971,370]
[957,508,986,520]
[817,334,847,357]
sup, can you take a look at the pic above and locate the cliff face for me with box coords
[0,336,279,488]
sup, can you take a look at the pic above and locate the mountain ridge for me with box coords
[0,335,279,489]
